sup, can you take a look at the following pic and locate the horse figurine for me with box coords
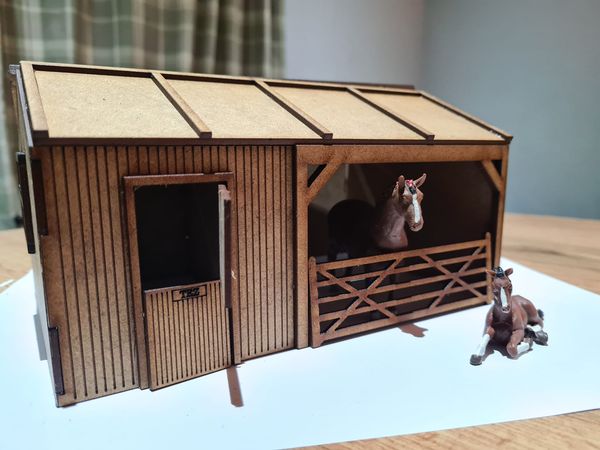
[327,173,426,261]
[470,266,548,365]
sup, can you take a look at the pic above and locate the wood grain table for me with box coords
[1,213,599,448]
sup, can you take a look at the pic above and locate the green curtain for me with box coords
[0,0,284,229]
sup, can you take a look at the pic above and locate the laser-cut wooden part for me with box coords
[420,91,513,142]
[20,62,49,139]
[165,79,319,139]
[309,237,492,347]
[481,160,504,193]
[361,92,505,142]
[346,87,435,141]
[34,71,198,139]
[19,61,510,146]
[270,85,424,140]
[254,80,333,139]
[151,72,212,139]
[145,281,231,390]
[16,152,35,253]
[226,366,244,407]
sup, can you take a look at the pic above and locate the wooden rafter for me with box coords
[151,72,212,139]
[420,91,513,142]
[347,87,435,141]
[254,80,333,139]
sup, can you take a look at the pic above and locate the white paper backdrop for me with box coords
[1,259,598,449]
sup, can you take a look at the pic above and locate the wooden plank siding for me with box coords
[144,280,230,390]
[36,145,295,405]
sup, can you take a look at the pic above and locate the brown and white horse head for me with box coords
[487,266,514,312]
[392,173,426,232]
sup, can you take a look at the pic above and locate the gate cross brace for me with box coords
[318,257,404,338]
[426,246,485,309]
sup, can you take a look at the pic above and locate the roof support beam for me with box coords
[347,87,434,141]
[151,72,212,139]
[481,160,504,193]
[254,80,333,140]
[306,153,344,204]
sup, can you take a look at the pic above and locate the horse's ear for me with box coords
[505,268,513,276]
[415,173,427,187]
[397,175,405,188]
[486,269,496,277]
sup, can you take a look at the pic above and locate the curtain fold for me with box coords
[0,0,284,229]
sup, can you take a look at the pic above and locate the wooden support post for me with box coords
[308,257,320,348]
[485,232,493,303]
[295,151,310,349]
[494,148,510,267]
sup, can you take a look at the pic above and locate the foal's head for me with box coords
[486,266,514,312]
[391,173,427,232]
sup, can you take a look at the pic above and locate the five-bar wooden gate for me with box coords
[309,235,492,347]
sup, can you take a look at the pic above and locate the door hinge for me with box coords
[16,152,35,253]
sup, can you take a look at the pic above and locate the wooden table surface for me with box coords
[1,213,599,448]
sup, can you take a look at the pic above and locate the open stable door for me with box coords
[125,173,234,390]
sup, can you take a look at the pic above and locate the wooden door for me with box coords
[144,279,231,389]
[144,183,233,389]
[125,173,234,390]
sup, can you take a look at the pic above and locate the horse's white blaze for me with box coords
[531,324,543,332]
[411,193,421,224]
[500,288,509,308]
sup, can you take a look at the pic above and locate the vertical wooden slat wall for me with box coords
[38,144,295,405]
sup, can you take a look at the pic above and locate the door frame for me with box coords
[124,172,238,389]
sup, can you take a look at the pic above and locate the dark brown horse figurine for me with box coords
[470,266,548,365]
[328,174,426,261]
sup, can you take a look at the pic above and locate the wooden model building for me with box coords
[10,61,512,407]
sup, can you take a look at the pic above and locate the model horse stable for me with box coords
[11,61,511,406]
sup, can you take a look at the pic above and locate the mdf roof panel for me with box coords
[167,80,319,139]
[34,71,197,138]
[363,93,503,141]
[271,86,423,140]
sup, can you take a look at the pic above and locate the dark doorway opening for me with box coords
[135,183,220,290]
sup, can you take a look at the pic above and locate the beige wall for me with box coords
[421,0,600,219]
[285,0,424,85]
